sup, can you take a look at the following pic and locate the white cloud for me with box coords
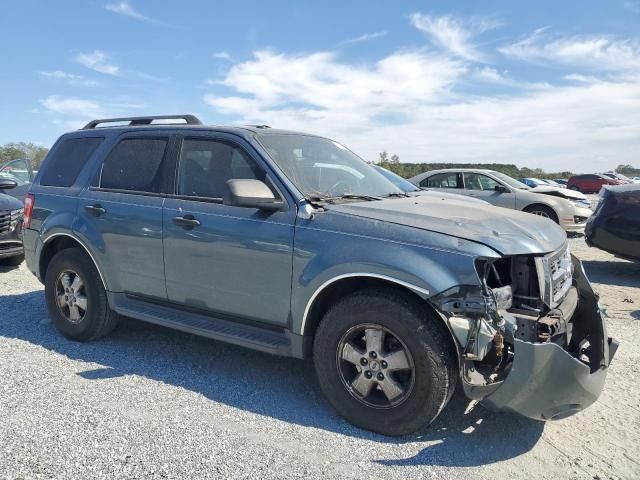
[410,13,499,61]
[75,50,120,76]
[499,30,640,72]
[39,70,100,87]
[104,1,167,25]
[203,47,640,172]
[213,51,233,61]
[342,31,388,45]
[41,96,104,118]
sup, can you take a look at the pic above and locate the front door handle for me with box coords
[172,214,201,229]
[85,204,106,215]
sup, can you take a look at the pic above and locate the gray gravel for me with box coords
[1,235,639,479]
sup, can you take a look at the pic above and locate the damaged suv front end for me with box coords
[433,242,618,420]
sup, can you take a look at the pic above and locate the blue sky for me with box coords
[1,0,639,172]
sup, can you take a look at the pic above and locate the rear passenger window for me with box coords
[40,137,104,187]
[425,173,459,188]
[100,138,168,193]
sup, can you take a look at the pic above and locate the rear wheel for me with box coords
[313,288,457,436]
[44,248,119,341]
[524,204,559,224]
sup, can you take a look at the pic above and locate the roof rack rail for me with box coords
[247,124,271,129]
[82,114,203,130]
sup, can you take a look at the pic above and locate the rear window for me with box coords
[40,137,104,187]
[100,138,168,193]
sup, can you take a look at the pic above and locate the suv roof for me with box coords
[74,114,319,140]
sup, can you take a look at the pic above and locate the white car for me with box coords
[410,169,593,233]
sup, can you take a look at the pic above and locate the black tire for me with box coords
[313,288,458,436]
[44,247,119,341]
[0,253,24,266]
[524,204,559,224]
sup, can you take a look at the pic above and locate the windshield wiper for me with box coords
[385,192,412,198]
[307,193,383,203]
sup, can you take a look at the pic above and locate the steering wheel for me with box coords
[326,180,351,196]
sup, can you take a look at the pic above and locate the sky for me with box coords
[0,0,639,172]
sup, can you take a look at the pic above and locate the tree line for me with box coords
[376,151,638,180]
[0,142,49,170]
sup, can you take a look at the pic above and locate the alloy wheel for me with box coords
[336,323,415,408]
[55,270,88,324]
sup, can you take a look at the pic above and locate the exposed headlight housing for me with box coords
[535,244,573,308]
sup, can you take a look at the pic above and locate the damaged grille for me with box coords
[536,244,573,308]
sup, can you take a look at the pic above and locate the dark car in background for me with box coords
[0,177,25,265]
[567,174,623,193]
[586,184,640,262]
[0,158,32,265]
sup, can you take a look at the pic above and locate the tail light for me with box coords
[24,193,35,229]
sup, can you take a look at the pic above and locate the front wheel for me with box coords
[524,205,559,224]
[313,288,457,436]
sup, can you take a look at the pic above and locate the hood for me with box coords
[328,195,567,256]
[0,192,23,211]
[531,186,586,200]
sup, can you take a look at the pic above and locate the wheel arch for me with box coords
[40,233,108,291]
[301,274,460,363]
[523,202,559,222]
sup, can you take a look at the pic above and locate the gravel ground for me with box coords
[1,235,639,479]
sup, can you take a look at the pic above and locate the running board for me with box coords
[110,293,294,356]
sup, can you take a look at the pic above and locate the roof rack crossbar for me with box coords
[82,114,202,130]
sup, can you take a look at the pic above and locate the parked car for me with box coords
[585,184,640,262]
[519,177,548,188]
[410,169,593,232]
[567,174,623,193]
[373,165,489,205]
[0,177,25,265]
[23,115,616,435]
[555,179,569,186]
[0,158,32,265]
[0,158,34,201]
[543,179,565,188]
[601,172,632,184]
[633,177,640,184]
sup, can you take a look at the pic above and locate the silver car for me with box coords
[410,169,593,233]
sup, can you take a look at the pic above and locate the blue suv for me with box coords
[23,115,617,435]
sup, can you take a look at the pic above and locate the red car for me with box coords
[567,174,623,193]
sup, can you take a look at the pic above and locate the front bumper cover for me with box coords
[481,254,617,420]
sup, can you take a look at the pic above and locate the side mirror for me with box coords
[223,179,282,210]
[0,178,18,190]
[494,185,510,193]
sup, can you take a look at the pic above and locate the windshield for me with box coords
[492,171,530,190]
[373,166,420,192]
[256,134,403,199]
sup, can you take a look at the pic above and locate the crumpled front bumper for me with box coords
[481,255,618,420]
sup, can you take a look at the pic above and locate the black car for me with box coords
[0,158,32,265]
[586,184,640,261]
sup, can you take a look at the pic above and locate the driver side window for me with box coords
[178,139,271,199]
[464,173,499,191]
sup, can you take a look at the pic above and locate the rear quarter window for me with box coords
[40,137,104,187]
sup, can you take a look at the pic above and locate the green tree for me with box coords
[0,142,49,169]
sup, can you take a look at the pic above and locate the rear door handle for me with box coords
[85,204,106,215]
[172,214,201,229]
